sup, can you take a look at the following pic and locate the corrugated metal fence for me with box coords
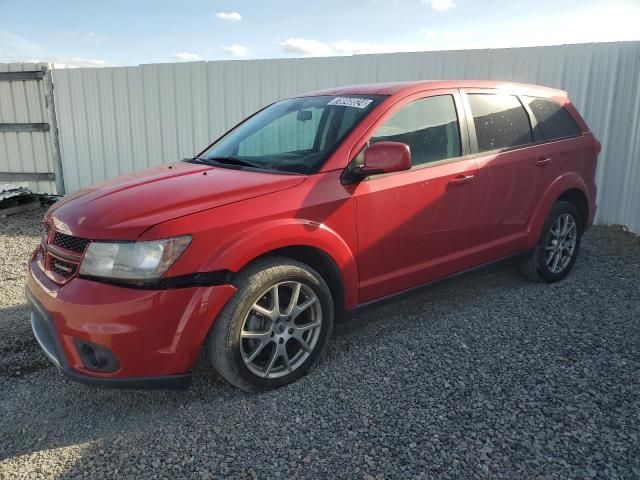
[50,41,640,231]
[0,63,60,194]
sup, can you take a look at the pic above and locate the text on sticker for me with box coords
[328,97,373,109]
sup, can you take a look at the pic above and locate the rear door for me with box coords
[460,89,541,250]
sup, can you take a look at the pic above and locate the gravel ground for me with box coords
[1,207,639,480]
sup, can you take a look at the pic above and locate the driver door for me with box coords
[350,90,482,302]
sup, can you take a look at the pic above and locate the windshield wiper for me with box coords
[198,156,266,170]
[187,156,213,165]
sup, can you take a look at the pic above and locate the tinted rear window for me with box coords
[524,97,581,141]
[468,94,533,152]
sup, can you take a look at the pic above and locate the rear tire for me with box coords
[518,201,582,283]
[207,257,333,392]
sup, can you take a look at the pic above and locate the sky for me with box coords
[0,0,639,68]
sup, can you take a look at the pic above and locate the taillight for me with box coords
[593,139,602,155]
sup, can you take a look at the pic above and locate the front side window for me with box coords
[370,95,461,166]
[524,97,581,141]
[199,95,385,174]
[468,94,532,152]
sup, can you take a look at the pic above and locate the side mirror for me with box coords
[360,141,411,176]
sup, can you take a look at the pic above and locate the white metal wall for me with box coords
[52,42,640,232]
[0,63,57,194]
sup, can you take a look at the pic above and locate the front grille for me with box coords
[52,231,90,253]
[41,223,90,283]
[51,258,77,278]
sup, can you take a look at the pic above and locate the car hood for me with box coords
[47,162,306,239]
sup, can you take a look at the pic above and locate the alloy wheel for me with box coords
[545,213,577,273]
[240,281,322,379]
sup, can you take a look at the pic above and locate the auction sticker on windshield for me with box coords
[327,97,374,109]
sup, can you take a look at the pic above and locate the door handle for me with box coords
[449,174,475,185]
[535,157,553,167]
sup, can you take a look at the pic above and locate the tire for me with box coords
[519,200,582,283]
[207,256,334,392]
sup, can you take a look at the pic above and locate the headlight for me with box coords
[79,236,191,280]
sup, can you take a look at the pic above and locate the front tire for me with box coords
[519,200,582,283]
[207,257,334,392]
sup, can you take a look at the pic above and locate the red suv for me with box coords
[27,81,599,391]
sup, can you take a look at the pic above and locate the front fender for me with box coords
[526,172,589,246]
[202,219,359,310]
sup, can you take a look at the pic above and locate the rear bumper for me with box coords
[26,252,237,389]
[588,199,597,230]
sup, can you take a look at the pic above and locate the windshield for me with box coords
[196,95,385,174]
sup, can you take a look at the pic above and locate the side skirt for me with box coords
[352,250,533,316]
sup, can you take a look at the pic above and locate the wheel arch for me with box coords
[241,245,349,321]
[557,188,589,231]
[527,173,590,246]
[203,219,359,313]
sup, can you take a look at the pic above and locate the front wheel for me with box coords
[519,200,582,283]
[207,257,334,392]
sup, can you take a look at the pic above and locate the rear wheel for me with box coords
[519,201,582,283]
[207,257,333,392]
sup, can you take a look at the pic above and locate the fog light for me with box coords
[74,339,120,372]
[80,344,104,369]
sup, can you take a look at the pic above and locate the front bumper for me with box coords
[26,254,237,389]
